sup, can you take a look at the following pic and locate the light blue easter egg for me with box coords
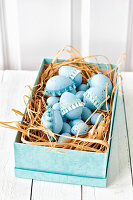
[81,107,92,121]
[88,73,112,96]
[76,91,85,101]
[47,96,59,107]
[60,92,84,120]
[41,108,63,134]
[71,122,89,136]
[70,89,77,95]
[58,132,71,143]
[91,113,103,125]
[59,66,82,86]
[52,102,60,111]
[101,102,110,110]
[61,122,71,133]
[69,119,84,127]
[83,87,106,110]
[44,75,76,96]
[78,84,88,91]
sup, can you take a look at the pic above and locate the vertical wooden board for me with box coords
[0,70,37,199]
[17,0,71,70]
[82,85,133,200]
[31,181,81,200]
[122,72,133,175]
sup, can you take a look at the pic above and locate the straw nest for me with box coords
[0,46,126,153]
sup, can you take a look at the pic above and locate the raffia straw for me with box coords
[0,46,126,153]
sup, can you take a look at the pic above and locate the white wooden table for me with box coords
[0,70,133,200]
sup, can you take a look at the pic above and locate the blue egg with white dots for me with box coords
[71,122,89,136]
[78,84,88,91]
[47,96,59,107]
[83,87,106,110]
[91,113,103,125]
[81,107,92,121]
[58,132,71,143]
[41,108,63,134]
[69,119,84,127]
[61,122,71,133]
[52,102,60,111]
[102,102,110,110]
[59,66,82,86]
[76,91,85,101]
[88,73,112,96]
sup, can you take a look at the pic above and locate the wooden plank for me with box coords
[82,83,133,199]
[31,181,81,200]
[122,72,133,178]
[0,70,37,200]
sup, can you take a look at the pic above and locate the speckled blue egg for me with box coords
[76,91,85,101]
[47,96,59,107]
[41,108,63,134]
[69,119,84,127]
[58,132,71,143]
[44,75,76,96]
[81,107,92,121]
[71,122,89,136]
[52,102,60,111]
[61,122,71,133]
[88,73,112,96]
[91,113,103,125]
[78,84,88,91]
[59,66,82,86]
[83,87,106,110]
[60,92,84,120]
[102,102,110,110]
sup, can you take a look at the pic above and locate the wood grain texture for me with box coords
[82,84,133,200]
[122,72,133,180]
[0,71,37,200]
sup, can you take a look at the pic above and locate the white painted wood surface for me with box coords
[0,0,133,71]
[0,71,133,200]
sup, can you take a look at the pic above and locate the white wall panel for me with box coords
[18,0,71,70]
[89,0,129,71]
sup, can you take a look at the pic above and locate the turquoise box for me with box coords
[14,58,119,187]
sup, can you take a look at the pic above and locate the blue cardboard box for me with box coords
[14,58,119,187]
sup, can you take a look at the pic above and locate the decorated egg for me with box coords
[44,75,76,96]
[41,108,63,134]
[59,66,82,86]
[58,132,71,143]
[83,87,106,110]
[81,107,92,121]
[52,102,60,111]
[88,73,112,96]
[102,102,110,110]
[78,84,88,91]
[60,92,84,120]
[76,91,84,101]
[61,122,71,133]
[91,113,103,125]
[69,119,84,127]
[71,122,89,136]
[47,96,59,107]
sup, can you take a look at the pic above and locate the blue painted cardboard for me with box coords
[14,59,119,187]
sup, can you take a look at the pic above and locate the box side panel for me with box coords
[15,168,107,188]
[14,143,108,179]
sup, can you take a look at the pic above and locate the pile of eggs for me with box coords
[42,65,112,143]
